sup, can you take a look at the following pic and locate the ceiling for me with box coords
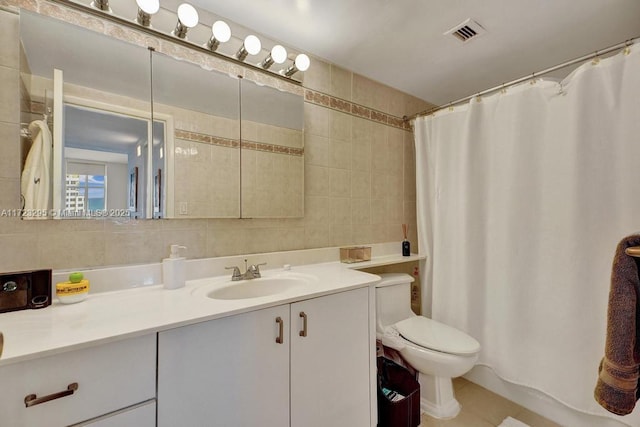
[182,0,640,105]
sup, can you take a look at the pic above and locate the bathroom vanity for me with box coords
[158,287,370,427]
[0,256,415,427]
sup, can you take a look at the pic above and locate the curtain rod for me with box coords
[405,36,639,122]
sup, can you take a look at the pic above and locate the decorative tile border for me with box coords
[175,129,304,157]
[241,141,304,156]
[175,129,239,149]
[304,89,411,131]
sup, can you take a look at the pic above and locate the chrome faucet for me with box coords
[225,260,267,281]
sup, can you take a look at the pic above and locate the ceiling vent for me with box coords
[444,18,487,43]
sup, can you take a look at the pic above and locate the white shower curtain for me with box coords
[414,46,640,424]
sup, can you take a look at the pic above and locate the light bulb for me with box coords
[294,54,310,72]
[212,20,231,43]
[236,35,262,61]
[271,45,287,64]
[283,53,311,77]
[207,20,231,51]
[136,0,159,14]
[173,3,198,38]
[244,35,262,55]
[177,3,198,28]
[135,0,159,26]
[260,45,288,69]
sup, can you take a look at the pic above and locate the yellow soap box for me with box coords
[56,274,90,304]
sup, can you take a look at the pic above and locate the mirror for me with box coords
[18,10,305,220]
[151,51,240,218]
[20,11,155,219]
[240,80,304,218]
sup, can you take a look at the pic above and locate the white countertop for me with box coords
[0,244,425,367]
[0,262,381,366]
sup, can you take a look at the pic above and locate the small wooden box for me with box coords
[339,246,372,264]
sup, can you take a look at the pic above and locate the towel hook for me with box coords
[20,123,32,138]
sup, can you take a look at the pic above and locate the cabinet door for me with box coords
[290,288,371,427]
[158,305,290,427]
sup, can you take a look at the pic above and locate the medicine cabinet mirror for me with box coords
[240,79,304,218]
[151,50,240,218]
[18,10,304,220]
[20,11,157,219]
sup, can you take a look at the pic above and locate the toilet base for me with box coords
[419,373,461,420]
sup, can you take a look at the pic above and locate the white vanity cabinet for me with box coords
[157,287,372,427]
[158,304,291,426]
[290,287,371,427]
[0,334,156,427]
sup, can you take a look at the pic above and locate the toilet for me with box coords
[375,273,481,419]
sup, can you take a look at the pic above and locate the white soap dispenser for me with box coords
[163,244,187,290]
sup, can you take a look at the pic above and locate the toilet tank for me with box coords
[375,273,416,334]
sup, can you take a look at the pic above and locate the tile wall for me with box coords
[0,3,434,272]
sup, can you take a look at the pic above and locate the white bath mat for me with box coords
[498,417,530,427]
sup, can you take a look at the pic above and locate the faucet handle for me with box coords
[248,262,267,278]
[225,266,242,281]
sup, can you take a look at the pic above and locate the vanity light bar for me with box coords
[134,0,311,76]
[62,0,309,82]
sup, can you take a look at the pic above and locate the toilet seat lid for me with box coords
[395,317,480,355]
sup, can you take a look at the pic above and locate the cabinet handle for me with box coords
[299,312,308,337]
[24,382,79,408]
[0,331,3,359]
[275,317,284,344]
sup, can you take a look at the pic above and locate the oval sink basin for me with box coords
[192,272,318,300]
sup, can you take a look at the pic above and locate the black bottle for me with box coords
[402,239,410,256]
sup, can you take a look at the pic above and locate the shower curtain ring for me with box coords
[558,82,565,96]
[500,83,507,94]
[530,72,537,85]
[623,40,632,55]
[592,51,600,65]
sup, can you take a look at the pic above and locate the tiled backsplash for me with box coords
[0,1,434,272]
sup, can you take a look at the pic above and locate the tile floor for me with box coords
[419,378,561,427]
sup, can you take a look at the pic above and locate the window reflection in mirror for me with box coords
[63,104,148,218]
[19,11,157,219]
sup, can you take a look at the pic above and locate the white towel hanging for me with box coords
[21,120,52,216]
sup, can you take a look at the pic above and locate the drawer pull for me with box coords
[24,382,79,407]
[299,312,308,337]
[275,317,284,344]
